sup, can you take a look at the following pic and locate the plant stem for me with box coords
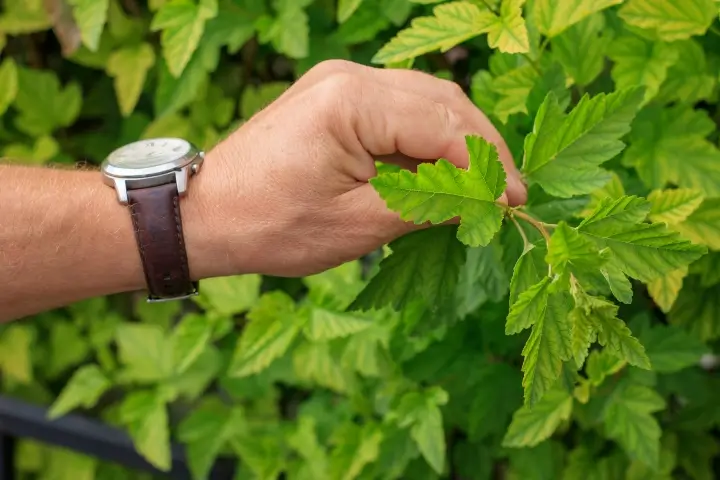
[511,209,551,243]
[509,214,530,249]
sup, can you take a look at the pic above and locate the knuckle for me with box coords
[444,80,467,101]
[308,59,355,78]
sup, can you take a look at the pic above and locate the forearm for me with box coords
[0,161,229,322]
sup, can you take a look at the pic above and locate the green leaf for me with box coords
[640,323,708,373]
[669,277,720,342]
[120,390,171,471]
[328,423,384,480]
[0,57,18,116]
[502,387,573,447]
[509,242,547,306]
[0,0,52,34]
[106,42,155,116]
[492,63,539,122]
[229,291,304,377]
[193,274,261,316]
[389,387,448,474]
[552,13,611,86]
[647,266,687,313]
[506,276,550,334]
[546,221,607,277]
[13,67,82,136]
[533,0,622,37]
[648,188,705,225]
[177,400,245,480]
[522,88,645,197]
[48,365,110,419]
[657,39,716,104]
[521,291,573,405]
[569,304,596,368]
[350,226,466,312]
[623,105,720,196]
[116,324,172,383]
[370,135,507,247]
[676,431,720,480]
[573,293,650,369]
[338,0,364,22]
[293,340,352,393]
[578,196,707,283]
[601,262,633,305]
[263,4,309,59]
[602,383,665,468]
[150,0,218,77]
[0,325,34,384]
[303,308,373,341]
[608,35,678,103]
[69,0,109,51]
[618,0,717,41]
[673,198,720,250]
[585,349,625,386]
[372,1,496,64]
[171,313,212,375]
[287,416,330,480]
[485,0,530,54]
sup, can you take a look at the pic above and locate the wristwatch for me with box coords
[100,137,204,302]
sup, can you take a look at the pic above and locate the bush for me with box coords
[2,0,720,478]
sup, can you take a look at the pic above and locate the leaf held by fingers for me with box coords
[370,135,507,247]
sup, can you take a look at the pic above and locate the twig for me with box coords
[511,208,551,243]
[509,214,530,249]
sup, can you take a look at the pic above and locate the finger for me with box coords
[294,61,526,205]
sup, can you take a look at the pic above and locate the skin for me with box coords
[0,60,526,323]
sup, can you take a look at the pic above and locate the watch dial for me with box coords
[106,138,192,169]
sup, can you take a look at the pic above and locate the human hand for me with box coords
[189,60,527,278]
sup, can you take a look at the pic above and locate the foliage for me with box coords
[2,0,720,479]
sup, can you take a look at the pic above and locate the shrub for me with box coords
[2,0,720,478]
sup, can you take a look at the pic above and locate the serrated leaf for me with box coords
[586,349,625,386]
[350,226,465,313]
[509,243,547,305]
[578,196,706,283]
[546,222,606,276]
[647,267,687,313]
[522,88,645,197]
[619,0,717,41]
[68,0,109,51]
[229,291,303,377]
[303,308,373,341]
[608,35,678,103]
[150,0,217,77]
[492,63,538,122]
[569,305,596,368]
[648,188,705,224]
[521,292,573,405]
[294,341,352,393]
[106,42,155,116]
[673,198,720,250]
[641,323,708,373]
[48,365,110,419]
[120,391,170,471]
[657,39,716,104]
[194,274,261,316]
[485,0,529,54]
[264,4,309,59]
[623,105,720,196]
[328,423,384,480]
[533,0,622,37]
[603,383,665,468]
[502,387,572,447]
[506,276,550,334]
[552,13,611,86]
[171,313,212,375]
[372,1,495,64]
[574,293,650,369]
[370,135,506,247]
[0,57,18,116]
[601,261,633,304]
[669,277,720,341]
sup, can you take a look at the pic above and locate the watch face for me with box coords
[106,138,192,170]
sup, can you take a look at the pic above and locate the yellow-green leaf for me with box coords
[647,267,688,313]
[486,0,529,53]
[48,365,110,419]
[68,0,109,51]
[372,1,495,64]
[106,42,155,116]
[619,0,717,41]
[337,0,364,22]
[533,0,622,37]
[673,198,720,250]
[648,188,705,225]
[503,387,572,447]
[608,35,678,103]
[0,57,18,116]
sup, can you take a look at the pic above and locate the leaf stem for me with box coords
[478,0,499,14]
[509,214,530,249]
[510,209,551,243]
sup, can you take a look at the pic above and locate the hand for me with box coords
[192,60,527,278]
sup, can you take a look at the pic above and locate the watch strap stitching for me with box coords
[172,194,191,282]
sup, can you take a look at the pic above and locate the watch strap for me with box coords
[127,183,198,301]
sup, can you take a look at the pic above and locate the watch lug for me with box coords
[175,168,190,196]
[114,179,129,204]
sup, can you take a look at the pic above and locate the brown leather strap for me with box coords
[127,183,197,301]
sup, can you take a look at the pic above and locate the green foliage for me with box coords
[2,0,720,479]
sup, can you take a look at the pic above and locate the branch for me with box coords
[511,209,551,243]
